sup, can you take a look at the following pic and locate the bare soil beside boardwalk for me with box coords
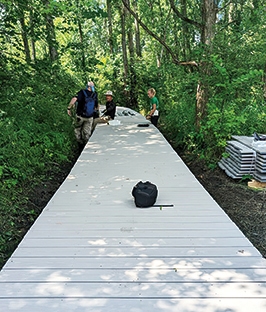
[184,156,266,258]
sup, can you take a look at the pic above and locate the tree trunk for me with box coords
[18,12,31,63]
[126,1,138,108]
[78,19,86,70]
[195,0,217,130]
[106,0,114,54]
[133,0,141,57]
[180,0,191,60]
[263,63,266,102]
[46,15,58,61]
[42,0,58,62]
[121,2,129,98]
[201,0,217,46]
[29,11,36,62]
[157,5,171,67]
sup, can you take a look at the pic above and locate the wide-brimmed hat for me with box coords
[104,90,113,96]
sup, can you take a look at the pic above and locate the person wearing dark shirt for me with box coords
[67,81,98,151]
[102,90,116,120]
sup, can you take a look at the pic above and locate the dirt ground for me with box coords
[183,156,266,258]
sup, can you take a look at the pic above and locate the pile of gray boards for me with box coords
[218,135,266,182]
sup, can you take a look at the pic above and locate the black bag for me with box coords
[93,109,100,119]
[253,132,266,141]
[132,181,158,208]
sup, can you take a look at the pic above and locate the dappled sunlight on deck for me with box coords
[1,108,266,311]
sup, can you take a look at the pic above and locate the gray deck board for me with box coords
[18,237,250,247]
[10,246,259,258]
[1,281,266,298]
[1,108,266,311]
[4,256,266,270]
[1,299,266,312]
[2,268,266,282]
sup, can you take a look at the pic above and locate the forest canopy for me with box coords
[0,0,266,266]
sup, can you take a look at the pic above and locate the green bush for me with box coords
[0,62,77,268]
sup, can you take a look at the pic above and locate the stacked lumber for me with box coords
[219,135,266,184]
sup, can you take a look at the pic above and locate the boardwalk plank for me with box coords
[11,246,260,258]
[1,268,266,282]
[0,298,266,312]
[1,281,266,298]
[18,237,251,248]
[3,257,266,270]
[23,228,248,239]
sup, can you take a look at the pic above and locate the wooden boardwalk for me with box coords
[1,108,266,311]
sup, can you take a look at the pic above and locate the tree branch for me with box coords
[121,0,180,64]
[168,0,203,29]
[218,0,232,12]
[121,0,199,67]
[179,61,198,67]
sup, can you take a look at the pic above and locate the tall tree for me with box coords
[16,2,31,63]
[41,0,58,61]
[29,10,37,62]
[195,0,218,129]
[125,0,138,108]
[133,0,141,57]
[122,0,220,129]
[121,2,129,92]
[106,0,114,54]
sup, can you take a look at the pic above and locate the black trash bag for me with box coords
[132,181,158,208]
[253,132,266,141]
[137,123,150,127]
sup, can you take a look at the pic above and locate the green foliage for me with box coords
[0,60,77,267]
[192,52,266,162]
[240,174,253,183]
[159,69,197,148]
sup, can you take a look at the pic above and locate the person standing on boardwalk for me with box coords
[146,88,159,127]
[67,81,98,151]
[102,90,116,120]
